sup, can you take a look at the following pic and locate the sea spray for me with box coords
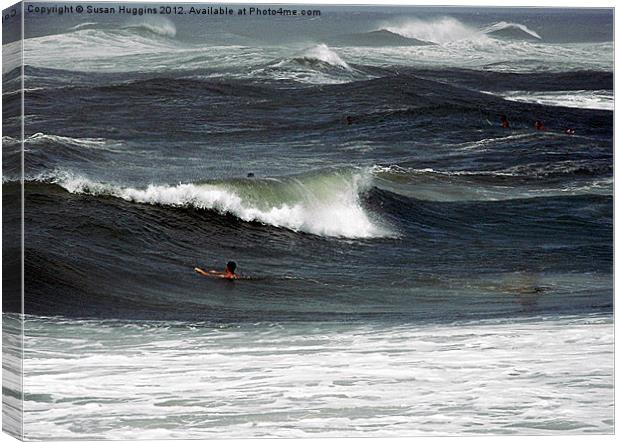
[382,17,482,44]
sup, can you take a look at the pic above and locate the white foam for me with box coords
[18,313,613,438]
[499,90,613,111]
[25,132,122,149]
[299,44,351,69]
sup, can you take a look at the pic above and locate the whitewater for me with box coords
[5,314,612,439]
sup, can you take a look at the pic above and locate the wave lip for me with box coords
[45,169,393,239]
[482,21,542,40]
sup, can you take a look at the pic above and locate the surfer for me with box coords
[499,114,510,129]
[194,261,238,280]
[345,115,353,125]
[534,120,547,131]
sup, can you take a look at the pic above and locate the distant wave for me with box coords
[261,44,372,84]
[288,44,352,70]
[122,18,177,38]
[371,164,612,202]
[68,22,99,31]
[8,132,123,150]
[497,90,613,111]
[21,18,183,73]
[327,29,433,47]
[482,21,541,40]
[67,18,177,38]
[38,168,392,239]
[381,17,541,44]
[382,17,481,44]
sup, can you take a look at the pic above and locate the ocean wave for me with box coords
[121,18,177,38]
[39,169,392,239]
[380,17,541,44]
[68,22,99,31]
[497,89,613,111]
[260,44,372,84]
[382,17,481,44]
[21,20,183,73]
[3,132,125,161]
[21,132,123,150]
[481,21,542,40]
[292,44,351,70]
[326,29,433,47]
[371,164,612,202]
[66,17,177,38]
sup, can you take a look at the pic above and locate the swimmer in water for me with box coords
[500,114,510,129]
[534,120,547,131]
[194,261,238,280]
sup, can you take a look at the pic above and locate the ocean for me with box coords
[2,4,614,438]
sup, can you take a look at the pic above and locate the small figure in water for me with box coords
[247,172,255,178]
[534,120,547,131]
[195,261,238,280]
[345,116,353,125]
[565,128,576,135]
[499,114,510,129]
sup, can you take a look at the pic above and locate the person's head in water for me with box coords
[346,116,353,125]
[499,114,510,129]
[226,261,237,275]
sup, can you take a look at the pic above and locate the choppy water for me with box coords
[2,4,613,438]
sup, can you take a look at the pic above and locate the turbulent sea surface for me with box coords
[2,6,613,438]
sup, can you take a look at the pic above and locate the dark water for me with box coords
[2,6,613,324]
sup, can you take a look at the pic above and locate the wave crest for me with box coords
[382,17,542,45]
[122,18,177,38]
[294,44,351,69]
[383,17,481,44]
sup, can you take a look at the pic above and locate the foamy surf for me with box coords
[46,169,392,239]
[498,90,613,111]
[16,313,613,439]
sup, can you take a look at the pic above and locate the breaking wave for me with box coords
[381,17,542,44]
[37,168,392,239]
